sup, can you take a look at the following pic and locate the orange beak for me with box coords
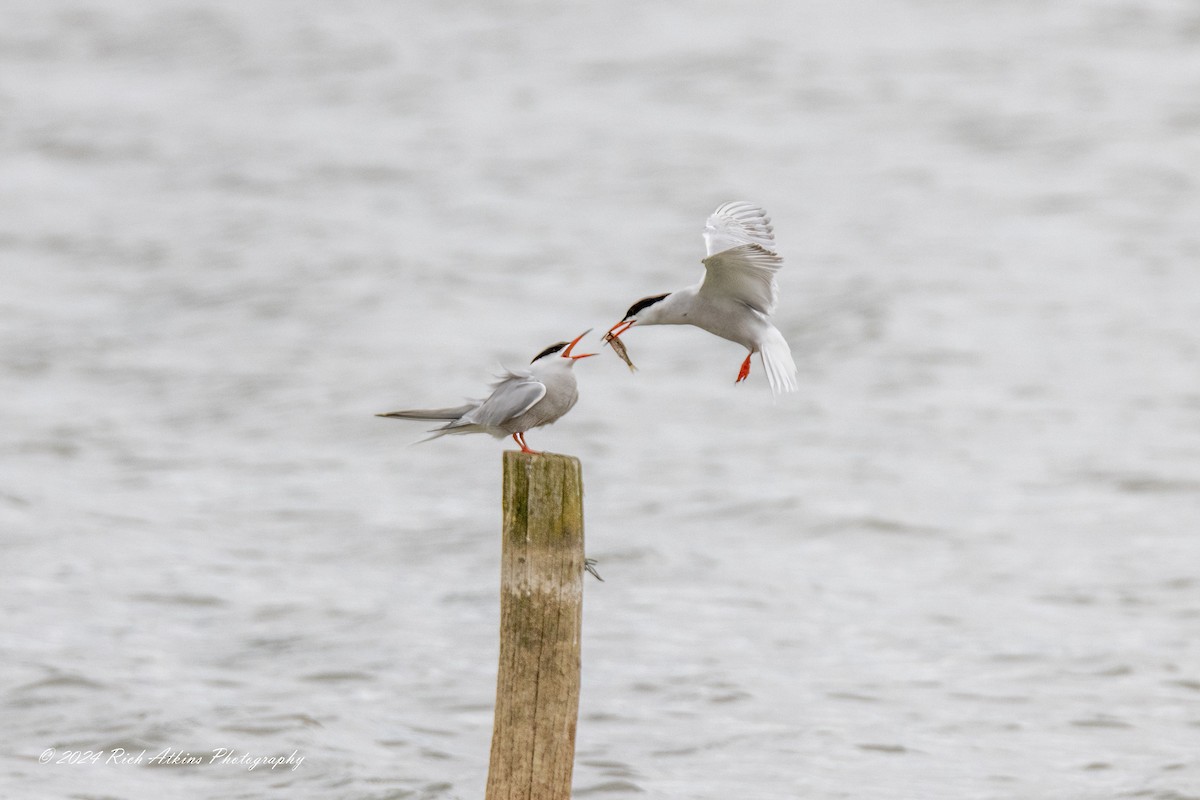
[603,319,636,345]
[562,329,596,360]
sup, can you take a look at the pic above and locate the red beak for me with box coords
[604,319,636,344]
[562,329,596,360]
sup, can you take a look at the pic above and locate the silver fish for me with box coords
[603,332,637,372]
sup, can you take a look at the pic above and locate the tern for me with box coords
[604,201,798,395]
[377,330,595,454]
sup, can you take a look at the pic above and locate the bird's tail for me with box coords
[759,325,798,396]
[375,404,474,421]
[377,405,480,445]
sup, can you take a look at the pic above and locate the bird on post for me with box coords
[603,201,798,395]
[377,330,596,455]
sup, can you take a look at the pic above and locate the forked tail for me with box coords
[759,325,798,396]
[376,404,474,421]
[377,404,481,445]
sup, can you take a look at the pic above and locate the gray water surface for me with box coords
[3,2,1200,798]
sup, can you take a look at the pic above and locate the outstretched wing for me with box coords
[702,201,778,256]
[698,202,783,316]
[461,371,546,430]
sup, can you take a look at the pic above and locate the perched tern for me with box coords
[604,201,798,395]
[377,330,595,454]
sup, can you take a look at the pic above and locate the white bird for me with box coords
[377,330,595,454]
[604,201,798,395]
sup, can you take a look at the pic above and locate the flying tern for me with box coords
[377,330,595,454]
[604,201,798,395]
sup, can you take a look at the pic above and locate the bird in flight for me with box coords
[604,201,797,395]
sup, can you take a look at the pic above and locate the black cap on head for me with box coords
[531,342,569,363]
[623,293,670,320]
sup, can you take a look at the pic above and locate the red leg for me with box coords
[736,353,752,383]
[513,432,541,455]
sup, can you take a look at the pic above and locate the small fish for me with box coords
[603,332,637,372]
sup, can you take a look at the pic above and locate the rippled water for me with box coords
[3,1,1200,798]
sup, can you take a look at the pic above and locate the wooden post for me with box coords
[486,451,584,800]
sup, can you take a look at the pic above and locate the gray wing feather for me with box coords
[699,243,784,316]
[460,373,546,429]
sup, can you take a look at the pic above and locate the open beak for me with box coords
[562,329,597,360]
[603,319,636,345]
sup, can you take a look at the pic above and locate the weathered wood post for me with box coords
[486,451,584,800]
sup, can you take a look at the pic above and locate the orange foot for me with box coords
[512,432,542,455]
[735,353,752,383]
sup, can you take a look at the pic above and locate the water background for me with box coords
[3,2,1200,798]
